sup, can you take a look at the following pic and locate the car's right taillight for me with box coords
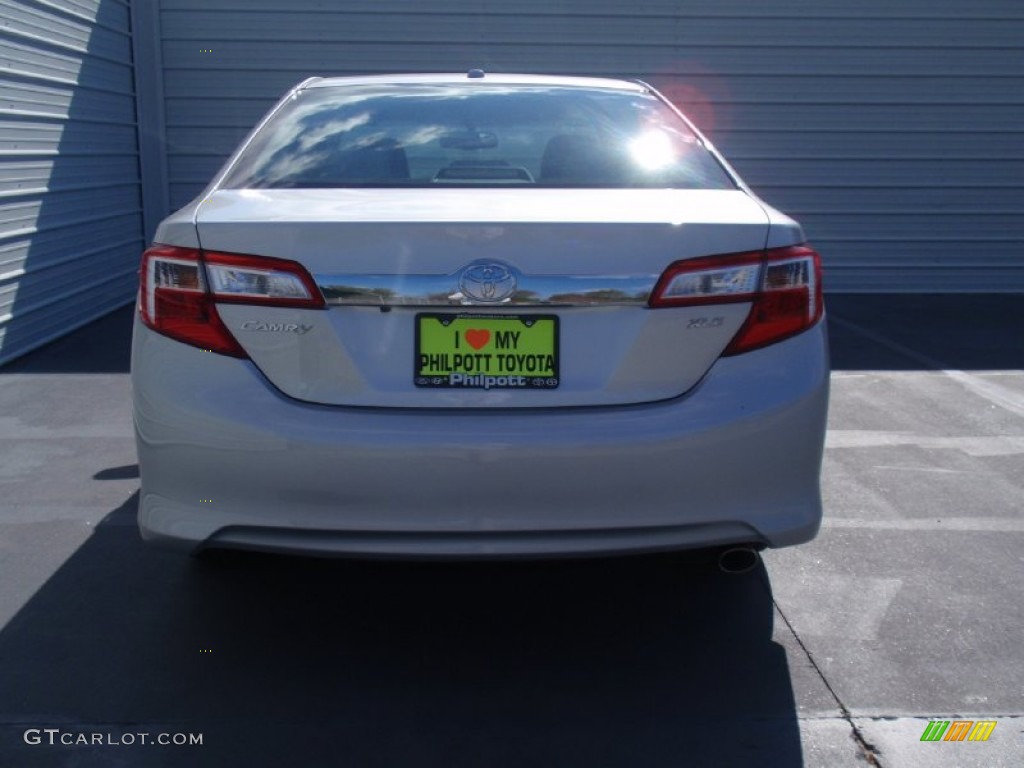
[138,245,324,357]
[649,244,823,355]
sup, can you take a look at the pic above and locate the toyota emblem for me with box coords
[458,262,517,303]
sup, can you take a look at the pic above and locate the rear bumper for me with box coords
[132,318,829,558]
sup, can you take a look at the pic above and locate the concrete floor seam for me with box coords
[769,589,885,768]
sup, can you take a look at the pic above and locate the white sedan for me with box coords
[131,72,828,568]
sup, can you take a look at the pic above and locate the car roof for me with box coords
[302,72,648,93]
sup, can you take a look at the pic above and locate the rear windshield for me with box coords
[219,84,736,190]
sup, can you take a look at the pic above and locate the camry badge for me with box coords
[458,262,517,303]
[240,321,313,335]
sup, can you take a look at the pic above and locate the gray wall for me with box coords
[155,0,1024,292]
[0,0,143,365]
[1,1,1021,363]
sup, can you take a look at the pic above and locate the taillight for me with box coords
[202,251,325,308]
[138,245,325,357]
[649,245,823,354]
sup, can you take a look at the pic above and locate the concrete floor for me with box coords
[0,295,1021,767]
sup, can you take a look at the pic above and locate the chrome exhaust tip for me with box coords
[717,546,760,574]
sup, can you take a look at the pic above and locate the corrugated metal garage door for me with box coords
[0,0,142,365]
[158,0,1024,291]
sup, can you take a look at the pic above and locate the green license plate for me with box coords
[415,314,559,390]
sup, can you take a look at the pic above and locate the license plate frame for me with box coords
[415,313,559,390]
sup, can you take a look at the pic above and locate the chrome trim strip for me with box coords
[316,273,658,307]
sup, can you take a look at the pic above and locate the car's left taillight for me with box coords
[138,245,325,357]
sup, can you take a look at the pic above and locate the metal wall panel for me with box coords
[156,0,1024,291]
[0,0,142,364]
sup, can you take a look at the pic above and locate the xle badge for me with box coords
[687,317,725,329]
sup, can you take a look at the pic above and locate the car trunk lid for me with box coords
[196,188,771,407]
